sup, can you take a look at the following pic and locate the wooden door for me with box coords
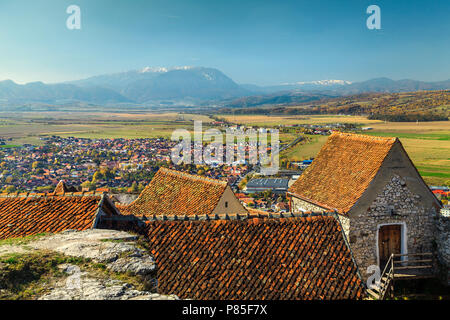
[378,225,402,269]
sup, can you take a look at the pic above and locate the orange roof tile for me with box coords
[117,168,228,217]
[288,132,397,214]
[0,193,112,239]
[144,213,364,300]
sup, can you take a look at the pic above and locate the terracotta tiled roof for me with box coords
[288,132,397,214]
[54,180,78,193]
[0,193,112,240]
[117,168,228,217]
[144,213,365,300]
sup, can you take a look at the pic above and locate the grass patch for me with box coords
[419,171,450,179]
[0,248,155,300]
[281,134,328,162]
[0,233,51,246]
[0,145,20,148]
[0,251,87,300]
[365,131,450,141]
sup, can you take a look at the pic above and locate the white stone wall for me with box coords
[291,197,325,212]
[338,215,351,239]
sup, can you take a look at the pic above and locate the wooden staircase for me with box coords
[367,253,435,300]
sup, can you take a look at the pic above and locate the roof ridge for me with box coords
[143,210,336,222]
[0,191,104,199]
[159,167,228,186]
[288,131,399,214]
[331,131,398,143]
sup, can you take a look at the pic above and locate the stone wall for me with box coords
[337,215,351,239]
[436,210,450,285]
[348,175,437,281]
[291,197,325,212]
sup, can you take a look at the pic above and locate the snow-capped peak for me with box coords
[139,67,168,73]
[294,80,352,86]
[139,66,194,73]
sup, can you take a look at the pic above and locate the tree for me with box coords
[92,171,104,182]
[130,182,139,193]
[4,185,16,193]
[81,180,96,191]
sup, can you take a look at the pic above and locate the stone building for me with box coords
[287,132,442,280]
[437,208,450,285]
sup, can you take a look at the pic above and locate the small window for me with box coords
[225,201,228,208]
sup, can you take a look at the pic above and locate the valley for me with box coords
[0,110,448,186]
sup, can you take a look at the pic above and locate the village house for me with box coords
[288,132,442,281]
[116,167,248,217]
[0,191,121,239]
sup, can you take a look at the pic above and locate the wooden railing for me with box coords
[378,254,395,299]
[392,252,434,273]
[367,252,434,300]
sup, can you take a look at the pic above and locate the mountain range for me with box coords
[0,66,449,107]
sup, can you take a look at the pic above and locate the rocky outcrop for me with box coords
[0,229,178,300]
[39,265,176,300]
[32,229,157,277]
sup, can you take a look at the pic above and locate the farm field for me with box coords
[281,134,329,161]
[0,112,213,145]
[222,114,450,186]
[0,111,296,145]
[368,121,450,185]
[220,114,383,126]
[0,111,448,185]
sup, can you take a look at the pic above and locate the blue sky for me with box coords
[0,0,448,85]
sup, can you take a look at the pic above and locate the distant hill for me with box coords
[222,78,450,109]
[69,66,251,103]
[218,90,450,122]
[0,80,131,104]
[0,67,449,108]
[219,91,336,109]
[336,77,450,95]
[240,80,353,94]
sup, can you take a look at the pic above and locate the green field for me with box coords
[220,114,382,126]
[281,135,328,161]
[0,112,213,144]
[0,111,297,145]
[367,123,450,185]
[0,111,448,185]
[223,114,450,186]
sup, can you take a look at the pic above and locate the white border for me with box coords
[376,222,407,266]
